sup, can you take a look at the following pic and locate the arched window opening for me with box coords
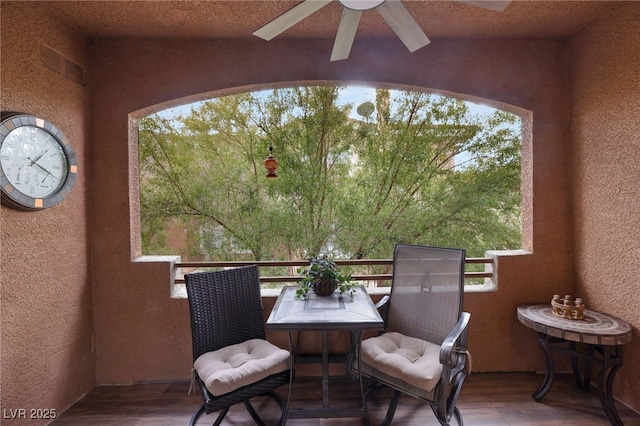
[138,85,522,288]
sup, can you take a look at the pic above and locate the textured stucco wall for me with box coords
[0,3,94,422]
[88,35,573,384]
[569,2,640,411]
[2,0,638,417]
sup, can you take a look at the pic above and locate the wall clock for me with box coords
[0,113,77,210]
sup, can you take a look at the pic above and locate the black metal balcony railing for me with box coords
[173,257,493,285]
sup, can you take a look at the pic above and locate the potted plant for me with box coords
[296,256,355,298]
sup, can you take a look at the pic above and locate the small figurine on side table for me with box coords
[551,294,585,320]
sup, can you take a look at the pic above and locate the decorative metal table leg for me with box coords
[570,341,583,388]
[570,342,593,390]
[532,332,555,401]
[597,346,624,426]
[583,344,594,391]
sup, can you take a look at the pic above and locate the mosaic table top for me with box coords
[517,304,632,346]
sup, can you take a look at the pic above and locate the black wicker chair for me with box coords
[357,244,471,426]
[185,265,292,426]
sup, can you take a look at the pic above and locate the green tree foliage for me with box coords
[138,86,521,263]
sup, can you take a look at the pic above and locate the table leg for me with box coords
[345,330,373,426]
[284,329,374,423]
[284,332,294,425]
[532,336,625,426]
[597,346,624,426]
[584,344,594,391]
[356,331,373,426]
[532,332,555,401]
[570,341,582,388]
[322,330,329,407]
[570,341,594,390]
[345,331,358,379]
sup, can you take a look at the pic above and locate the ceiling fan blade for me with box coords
[331,8,362,61]
[253,0,333,41]
[376,1,430,53]
[455,1,511,12]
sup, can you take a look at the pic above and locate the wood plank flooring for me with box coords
[52,372,640,425]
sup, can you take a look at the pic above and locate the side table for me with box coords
[517,304,632,426]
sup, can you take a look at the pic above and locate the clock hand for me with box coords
[29,149,49,165]
[28,159,60,181]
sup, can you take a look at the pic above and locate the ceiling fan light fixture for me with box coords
[339,0,385,11]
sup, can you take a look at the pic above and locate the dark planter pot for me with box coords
[313,279,338,297]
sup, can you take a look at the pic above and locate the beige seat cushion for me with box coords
[360,332,442,392]
[194,338,289,396]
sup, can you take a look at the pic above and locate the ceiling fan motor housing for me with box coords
[339,0,386,11]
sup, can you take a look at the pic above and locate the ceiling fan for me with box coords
[253,0,511,61]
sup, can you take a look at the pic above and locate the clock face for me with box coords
[0,114,77,210]
[1,126,68,197]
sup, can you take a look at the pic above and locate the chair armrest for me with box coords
[439,312,471,367]
[374,295,390,326]
[374,295,390,310]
